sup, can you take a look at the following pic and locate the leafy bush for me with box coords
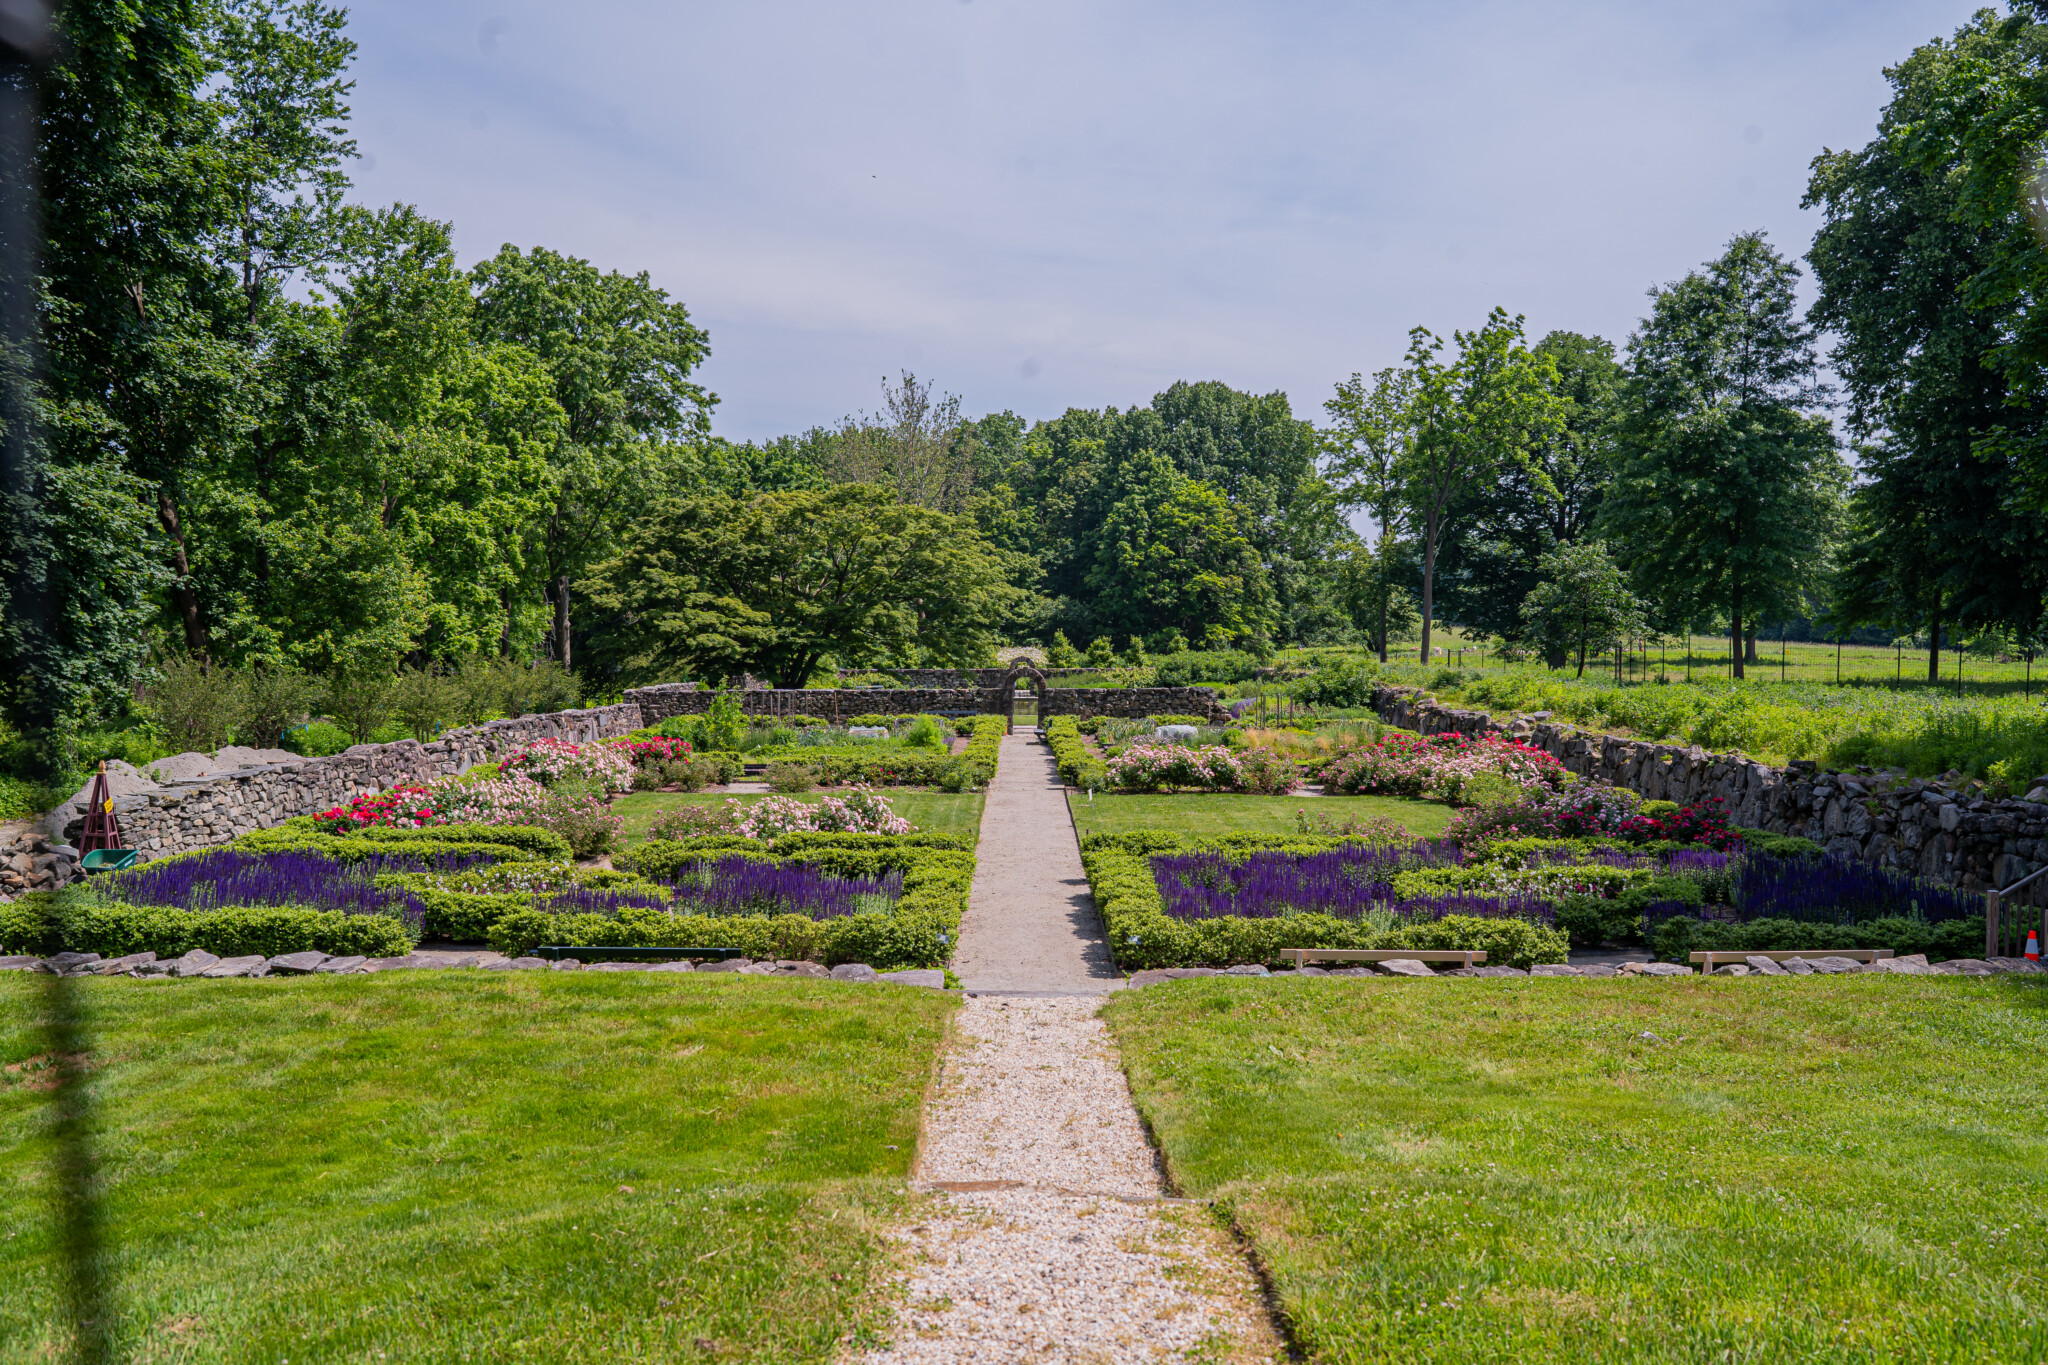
[283,721,353,757]
[1650,913,1983,964]
[1044,715,1107,790]
[1293,658,1379,709]
[1151,650,1261,687]
[1236,747,1300,795]
[1,888,416,959]
[1108,744,1242,792]
[764,761,815,793]
[1323,731,1566,803]
[902,715,948,749]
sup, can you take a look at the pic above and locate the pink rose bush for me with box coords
[1321,731,1565,803]
[499,737,636,794]
[1107,744,1243,792]
[647,786,914,842]
[314,768,623,857]
[1444,782,1643,845]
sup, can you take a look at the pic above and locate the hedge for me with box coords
[1651,913,1985,964]
[1045,716,1107,790]
[0,890,415,960]
[1082,833,1570,970]
[235,818,568,863]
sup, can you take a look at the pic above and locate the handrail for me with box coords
[1987,863,2048,957]
[1997,863,2048,899]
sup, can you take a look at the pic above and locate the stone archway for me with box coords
[1001,663,1049,732]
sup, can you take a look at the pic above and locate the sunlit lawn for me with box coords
[1066,792,1453,840]
[0,972,954,1363]
[1106,974,2048,1363]
[612,791,985,846]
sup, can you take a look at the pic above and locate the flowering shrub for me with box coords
[1614,796,1741,851]
[662,857,905,918]
[500,738,636,794]
[1444,782,1643,845]
[646,787,914,841]
[1108,744,1243,792]
[1321,731,1565,803]
[314,770,620,857]
[109,849,427,934]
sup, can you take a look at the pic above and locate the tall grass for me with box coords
[1380,662,2048,785]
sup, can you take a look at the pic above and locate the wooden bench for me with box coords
[1281,948,1488,969]
[1691,948,1894,973]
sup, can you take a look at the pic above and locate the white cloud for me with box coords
[342,0,1985,438]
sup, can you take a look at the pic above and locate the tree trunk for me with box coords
[553,574,572,671]
[1743,627,1758,665]
[1574,641,1586,678]
[155,490,207,656]
[1418,526,1436,665]
[1927,606,1941,683]
[1730,599,1745,681]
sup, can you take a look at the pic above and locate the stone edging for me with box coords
[1123,953,2042,986]
[6,948,947,985]
[1371,684,2048,893]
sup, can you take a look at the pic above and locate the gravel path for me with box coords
[950,732,1122,995]
[851,988,1283,1362]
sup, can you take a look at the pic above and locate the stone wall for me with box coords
[80,704,642,861]
[625,683,1227,725]
[837,668,1105,688]
[1371,684,2048,892]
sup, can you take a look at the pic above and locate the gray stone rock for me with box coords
[92,952,157,975]
[1163,967,1221,978]
[266,951,330,975]
[1472,965,1530,977]
[1576,963,1619,978]
[548,958,583,971]
[1985,957,2047,975]
[1328,966,1375,976]
[1940,803,1964,832]
[145,752,225,783]
[1377,959,1435,977]
[586,961,653,972]
[831,963,880,982]
[1634,962,1691,977]
[315,955,367,973]
[1224,964,1270,976]
[212,745,298,769]
[1714,963,1751,976]
[169,949,220,977]
[1932,958,1993,975]
[1808,956,1861,975]
[1872,955,1930,975]
[200,955,270,978]
[696,958,753,973]
[1293,966,1329,976]
[1126,969,1175,988]
[773,960,831,978]
[737,962,779,974]
[876,968,947,989]
[45,951,101,972]
[363,954,432,972]
[1530,963,1581,976]
[0,954,40,971]
[644,961,696,973]
[1780,957,1816,975]
[1744,956,1789,975]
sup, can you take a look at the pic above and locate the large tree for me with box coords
[469,242,715,671]
[1811,9,2048,675]
[1518,540,1645,678]
[1425,330,1623,646]
[1601,232,1845,679]
[1396,308,1564,664]
[584,483,1017,688]
[1323,366,1413,662]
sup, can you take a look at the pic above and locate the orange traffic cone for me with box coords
[2028,931,2041,963]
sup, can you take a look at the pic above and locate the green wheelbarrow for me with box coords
[81,849,137,875]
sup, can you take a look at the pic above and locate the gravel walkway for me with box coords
[854,1000,1281,1364]
[950,732,1122,995]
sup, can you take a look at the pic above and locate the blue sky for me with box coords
[343,0,1986,444]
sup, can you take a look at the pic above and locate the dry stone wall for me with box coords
[70,704,641,862]
[838,668,1106,688]
[1372,684,2048,893]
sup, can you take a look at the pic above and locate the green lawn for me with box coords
[1067,791,1453,839]
[613,791,986,846]
[1105,975,2048,1363]
[1,973,954,1363]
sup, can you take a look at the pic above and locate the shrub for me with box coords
[144,654,240,754]
[1293,658,1379,709]
[1236,747,1300,795]
[284,720,353,757]
[2,887,417,959]
[1151,650,1260,687]
[1323,731,1566,803]
[238,667,322,749]
[1108,744,1242,792]
[1045,715,1107,789]
[500,738,636,793]
[765,761,815,793]
[903,715,947,750]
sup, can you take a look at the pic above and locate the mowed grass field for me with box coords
[1067,792,1454,840]
[0,972,954,1363]
[1105,974,2048,1363]
[611,791,986,846]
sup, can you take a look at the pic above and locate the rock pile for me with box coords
[1121,954,2046,987]
[0,833,79,893]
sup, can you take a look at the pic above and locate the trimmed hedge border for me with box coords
[1045,716,1106,790]
[0,892,415,960]
[1079,831,1571,971]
